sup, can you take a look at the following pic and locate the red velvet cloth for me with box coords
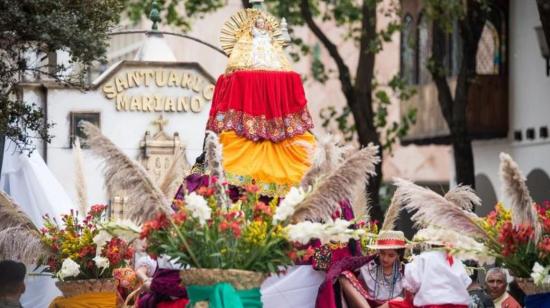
[156,298,189,308]
[206,70,314,142]
[316,255,374,308]
[418,304,468,308]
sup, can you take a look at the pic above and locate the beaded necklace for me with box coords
[372,260,401,301]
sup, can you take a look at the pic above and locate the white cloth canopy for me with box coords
[1,139,75,308]
[261,265,325,308]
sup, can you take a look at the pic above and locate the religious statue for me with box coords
[221,7,291,72]
[207,6,314,196]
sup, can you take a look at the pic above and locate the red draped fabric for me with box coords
[207,70,314,142]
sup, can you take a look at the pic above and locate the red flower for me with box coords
[219,221,230,232]
[287,250,298,261]
[140,213,169,239]
[253,202,271,216]
[303,246,315,262]
[172,211,187,224]
[231,221,241,238]
[539,237,550,257]
[104,237,132,266]
[197,186,215,197]
[486,211,497,226]
[245,184,259,193]
[89,204,107,216]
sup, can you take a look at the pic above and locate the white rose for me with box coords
[185,192,211,226]
[58,258,81,280]
[93,256,110,272]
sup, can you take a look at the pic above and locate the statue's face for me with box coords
[255,18,266,29]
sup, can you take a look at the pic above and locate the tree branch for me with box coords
[430,22,454,126]
[353,1,377,135]
[299,0,354,99]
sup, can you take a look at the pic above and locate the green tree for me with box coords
[0,0,125,171]
[127,0,416,221]
[423,0,490,187]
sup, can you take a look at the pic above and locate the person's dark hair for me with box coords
[463,260,479,282]
[373,248,406,265]
[0,260,26,295]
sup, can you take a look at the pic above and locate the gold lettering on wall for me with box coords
[102,69,215,113]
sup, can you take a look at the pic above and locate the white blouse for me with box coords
[358,259,404,301]
[403,250,472,306]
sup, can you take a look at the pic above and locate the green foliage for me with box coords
[126,0,225,32]
[320,75,416,153]
[143,188,294,273]
[0,0,125,153]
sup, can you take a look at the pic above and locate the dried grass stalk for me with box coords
[291,144,380,222]
[444,185,481,211]
[73,138,89,215]
[499,152,541,240]
[393,178,489,240]
[80,121,170,224]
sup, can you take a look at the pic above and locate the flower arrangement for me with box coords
[141,177,377,274]
[40,205,135,281]
[480,202,550,279]
[142,183,298,273]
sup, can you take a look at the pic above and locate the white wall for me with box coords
[473,0,550,205]
[46,64,213,205]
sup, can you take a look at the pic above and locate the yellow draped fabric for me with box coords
[49,292,116,308]
[220,131,315,196]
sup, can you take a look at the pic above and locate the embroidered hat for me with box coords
[367,230,407,250]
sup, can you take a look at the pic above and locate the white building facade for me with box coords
[473,0,550,213]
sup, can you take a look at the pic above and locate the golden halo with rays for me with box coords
[220,8,285,56]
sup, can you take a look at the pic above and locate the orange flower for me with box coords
[303,246,315,262]
[245,184,259,193]
[172,211,187,224]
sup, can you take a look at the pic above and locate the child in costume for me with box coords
[339,230,408,308]
[402,231,472,308]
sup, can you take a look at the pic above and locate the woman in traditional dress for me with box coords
[337,230,408,308]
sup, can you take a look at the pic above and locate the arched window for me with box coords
[526,169,550,204]
[416,14,432,84]
[400,14,415,84]
[476,5,506,75]
[476,21,500,75]
[474,174,497,216]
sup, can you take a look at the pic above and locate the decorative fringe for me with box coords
[80,121,170,224]
[290,144,380,222]
[444,185,481,211]
[204,131,230,208]
[73,138,89,215]
[393,178,489,240]
[499,152,541,241]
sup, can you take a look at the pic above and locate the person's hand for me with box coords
[142,277,152,292]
